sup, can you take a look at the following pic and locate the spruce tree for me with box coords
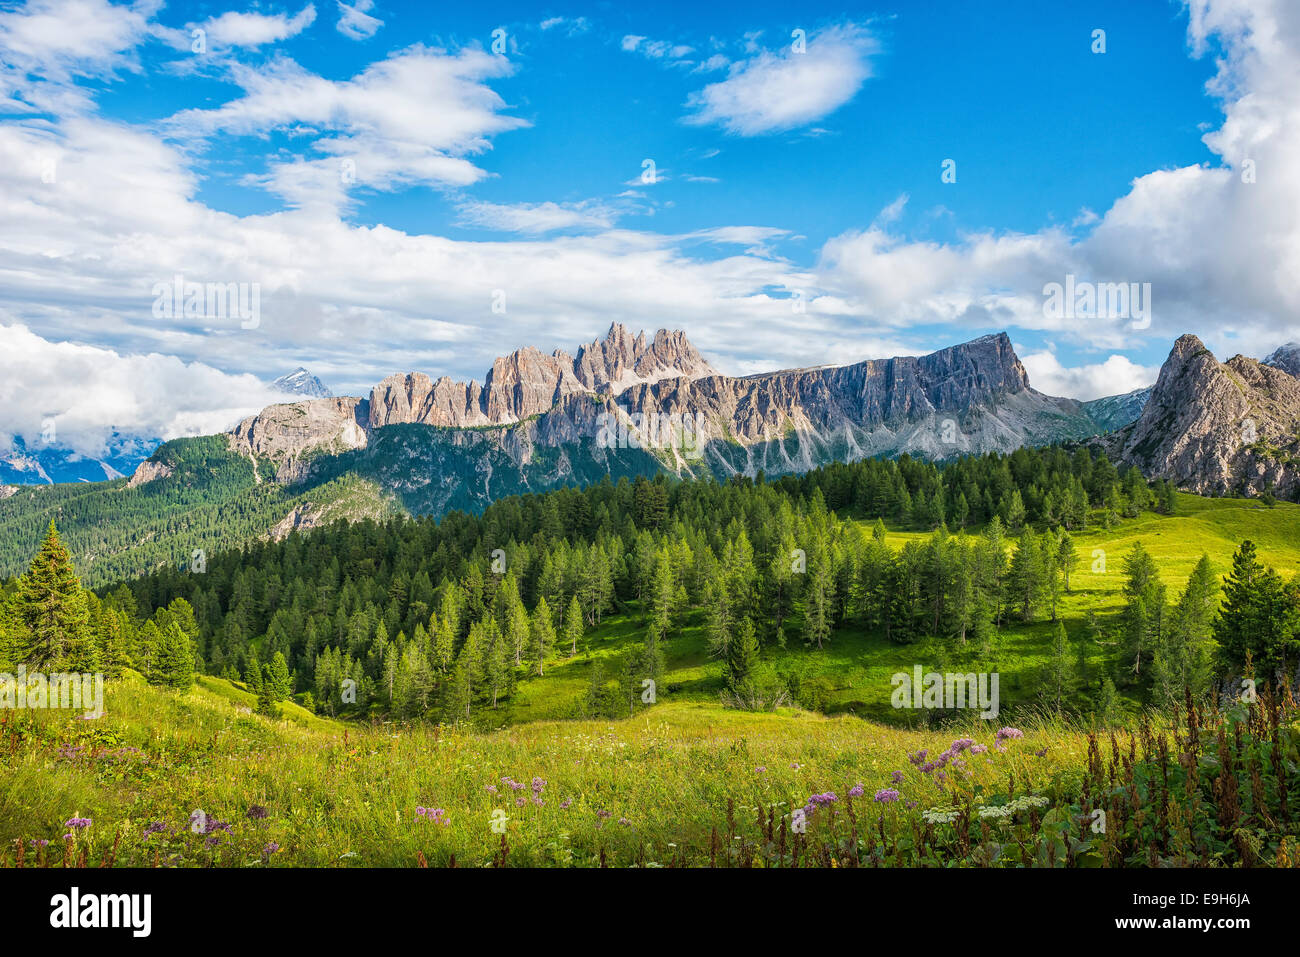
[563,595,584,656]
[16,522,91,671]
[726,618,760,701]
[154,622,194,690]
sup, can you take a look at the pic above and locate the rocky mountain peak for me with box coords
[1113,337,1300,497]
[366,325,718,430]
[1263,342,1300,378]
[272,367,332,399]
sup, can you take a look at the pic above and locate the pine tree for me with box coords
[530,597,555,676]
[1041,620,1074,712]
[15,522,91,671]
[563,595,584,657]
[267,651,292,701]
[154,622,194,689]
[726,617,759,700]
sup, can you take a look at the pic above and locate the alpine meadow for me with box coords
[2,0,1300,933]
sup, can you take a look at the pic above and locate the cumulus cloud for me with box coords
[166,45,527,211]
[0,324,287,458]
[684,23,876,135]
[194,4,317,50]
[0,0,152,114]
[1020,351,1159,401]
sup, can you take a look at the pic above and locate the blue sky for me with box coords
[2,0,1298,457]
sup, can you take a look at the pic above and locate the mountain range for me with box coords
[3,324,1297,585]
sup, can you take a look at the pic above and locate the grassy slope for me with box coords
[2,671,1096,867]
[504,493,1300,727]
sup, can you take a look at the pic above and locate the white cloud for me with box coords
[684,23,877,135]
[1020,351,1158,401]
[336,0,382,41]
[167,46,526,211]
[0,0,152,114]
[196,4,317,50]
[0,323,287,458]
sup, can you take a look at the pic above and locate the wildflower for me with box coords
[485,785,498,793]
[1035,747,1048,758]
[873,789,901,803]
[560,798,572,809]
[515,797,526,807]
[28,839,50,848]
[970,744,988,754]
[64,817,92,829]
[618,818,630,827]
[755,766,767,773]
[890,770,904,784]
[908,749,928,766]
[263,842,280,857]
[596,809,611,819]
[142,822,166,837]
[247,805,268,820]
[848,784,865,797]
[531,777,546,794]
[995,727,1023,741]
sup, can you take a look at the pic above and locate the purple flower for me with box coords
[848,784,865,798]
[142,821,166,837]
[485,785,498,793]
[246,805,268,820]
[560,798,573,809]
[873,789,901,803]
[63,817,92,829]
[807,792,838,807]
[618,817,630,827]
[970,744,988,754]
[908,749,929,766]
[262,842,280,857]
[1035,747,1048,758]
[890,770,905,784]
[515,797,526,807]
[995,727,1023,741]
[531,777,546,795]
[755,766,767,773]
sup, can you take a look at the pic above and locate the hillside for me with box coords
[4,662,1296,868]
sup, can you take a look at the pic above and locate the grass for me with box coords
[4,491,1300,868]
[498,492,1300,728]
[0,672,1099,867]
[5,671,1298,868]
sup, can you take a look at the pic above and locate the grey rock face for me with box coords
[1111,335,1300,497]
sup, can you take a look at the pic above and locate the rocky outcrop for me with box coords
[367,322,718,429]
[227,397,369,480]
[1110,335,1300,497]
[126,459,174,487]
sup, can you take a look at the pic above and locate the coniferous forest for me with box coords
[4,444,1296,726]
